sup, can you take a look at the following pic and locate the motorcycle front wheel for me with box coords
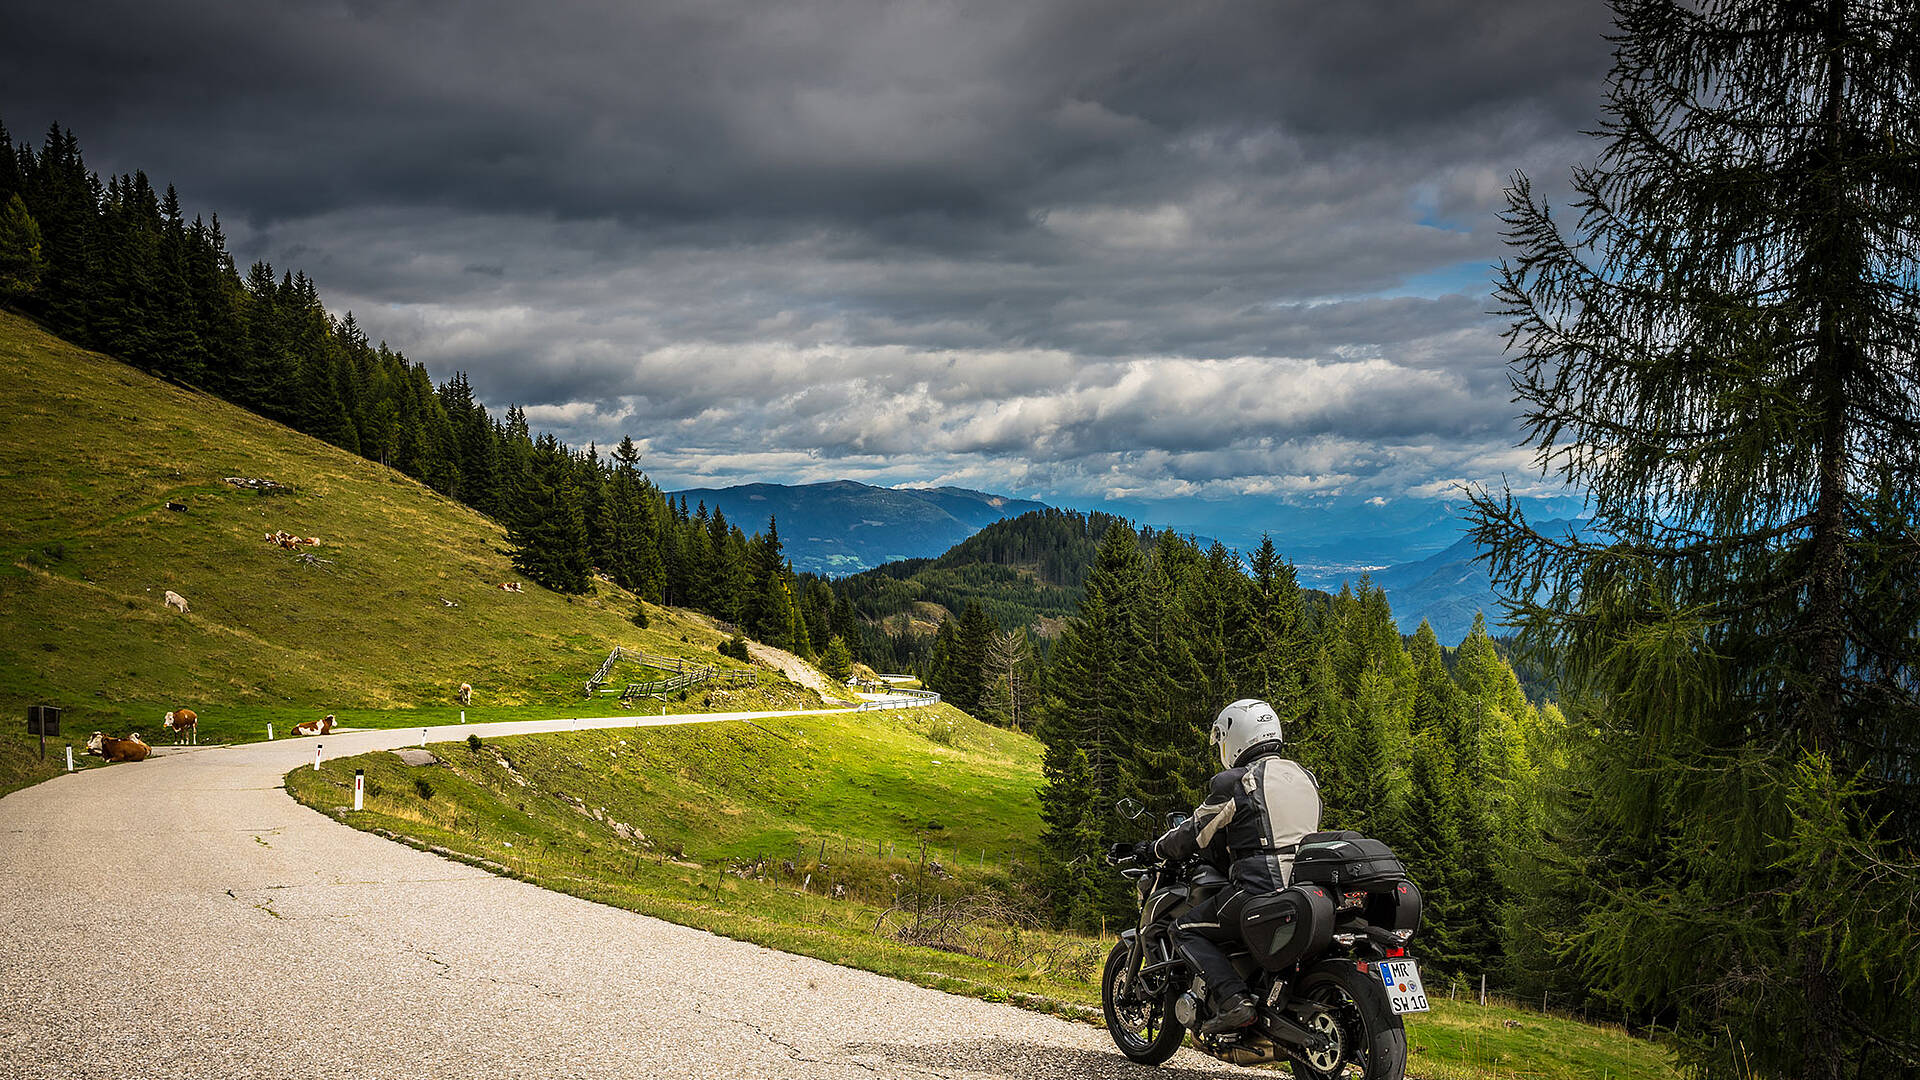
[1101,940,1185,1065]
[1288,959,1407,1080]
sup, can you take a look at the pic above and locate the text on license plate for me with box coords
[1376,959,1430,1014]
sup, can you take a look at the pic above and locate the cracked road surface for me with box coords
[1,711,1257,1079]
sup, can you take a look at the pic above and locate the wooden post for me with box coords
[916,839,927,922]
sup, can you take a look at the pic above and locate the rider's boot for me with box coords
[1199,992,1258,1034]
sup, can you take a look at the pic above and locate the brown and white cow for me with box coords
[291,714,335,737]
[163,708,197,744]
[85,732,151,763]
[458,683,472,706]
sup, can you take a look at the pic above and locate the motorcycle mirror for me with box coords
[1116,797,1145,821]
[1166,811,1191,829]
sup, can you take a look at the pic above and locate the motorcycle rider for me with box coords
[1142,698,1321,1034]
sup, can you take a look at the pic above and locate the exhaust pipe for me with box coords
[1217,1037,1282,1066]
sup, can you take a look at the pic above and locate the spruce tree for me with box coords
[1035,523,1149,924]
[952,600,994,713]
[1118,532,1209,820]
[1402,728,1471,975]
[0,193,44,300]
[820,635,854,680]
[926,617,959,695]
[505,437,591,593]
[1474,3,1920,1074]
[1247,535,1312,728]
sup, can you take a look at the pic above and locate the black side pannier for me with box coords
[1291,837,1406,888]
[1240,884,1335,972]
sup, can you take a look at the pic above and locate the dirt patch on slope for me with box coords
[745,641,855,702]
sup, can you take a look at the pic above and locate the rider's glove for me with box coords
[1132,839,1158,862]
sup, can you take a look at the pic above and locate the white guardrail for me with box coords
[853,687,941,712]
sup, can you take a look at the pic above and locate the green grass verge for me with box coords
[285,705,1679,1080]
[0,730,109,797]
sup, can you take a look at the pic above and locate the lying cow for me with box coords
[163,708,198,744]
[291,714,336,736]
[86,732,151,763]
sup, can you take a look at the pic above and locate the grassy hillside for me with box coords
[0,311,812,743]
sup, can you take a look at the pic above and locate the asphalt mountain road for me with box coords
[0,711,1255,1079]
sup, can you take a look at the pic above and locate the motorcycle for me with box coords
[1099,803,1428,1078]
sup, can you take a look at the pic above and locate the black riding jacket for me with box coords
[1152,752,1322,893]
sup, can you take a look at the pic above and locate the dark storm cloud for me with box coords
[0,0,1614,502]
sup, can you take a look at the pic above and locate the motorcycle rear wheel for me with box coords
[1288,959,1407,1080]
[1101,940,1185,1066]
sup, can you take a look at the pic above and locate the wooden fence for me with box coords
[586,647,753,699]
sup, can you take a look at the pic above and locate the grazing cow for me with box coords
[86,732,151,763]
[163,590,189,614]
[291,714,335,736]
[458,683,472,706]
[162,708,198,744]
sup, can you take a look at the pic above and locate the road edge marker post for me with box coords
[268,723,274,740]
[421,728,427,748]
[314,743,322,771]
[65,743,73,772]
[353,769,364,812]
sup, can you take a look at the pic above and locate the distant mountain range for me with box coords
[667,481,1050,576]
[671,478,1578,645]
[1360,532,1502,643]
[1355,518,1587,643]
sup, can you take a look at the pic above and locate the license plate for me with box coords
[1376,959,1430,1014]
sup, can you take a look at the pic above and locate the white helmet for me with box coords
[1209,698,1284,770]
